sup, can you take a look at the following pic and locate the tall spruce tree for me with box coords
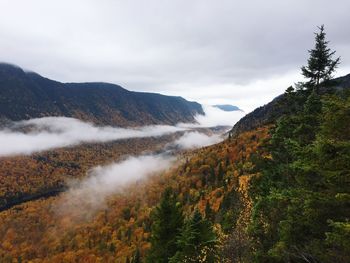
[301,25,340,88]
[146,187,184,263]
[169,210,218,263]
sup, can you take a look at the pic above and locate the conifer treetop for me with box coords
[301,25,340,87]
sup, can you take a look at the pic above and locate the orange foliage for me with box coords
[0,127,270,262]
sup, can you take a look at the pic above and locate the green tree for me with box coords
[217,163,224,185]
[301,25,340,88]
[146,187,184,263]
[170,210,218,263]
[249,93,350,262]
[294,91,322,145]
[205,201,213,221]
[243,24,348,263]
[131,248,141,263]
[324,220,350,262]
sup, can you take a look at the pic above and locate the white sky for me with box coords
[1,0,350,112]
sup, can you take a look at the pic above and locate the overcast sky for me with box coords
[1,0,349,112]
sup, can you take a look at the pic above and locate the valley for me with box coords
[0,123,268,262]
[0,124,230,212]
[2,73,349,262]
[0,10,349,263]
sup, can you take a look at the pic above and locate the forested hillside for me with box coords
[0,63,203,126]
[139,25,350,262]
[0,124,269,262]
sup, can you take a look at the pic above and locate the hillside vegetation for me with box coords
[0,125,269,262]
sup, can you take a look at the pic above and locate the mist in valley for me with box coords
[0,105,243,156]
[0,105,243,217]
[55,154,175,220]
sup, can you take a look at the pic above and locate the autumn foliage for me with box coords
[0,127,269,262]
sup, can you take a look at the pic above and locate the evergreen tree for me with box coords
[170,210,218,263]
[205,201,213,221]
[242,25,348,263]
[219,188,242,233]
[146,187,184,263]
[249,91,350,262]
[313,95,350,262]
[301,25,340,88]
[217,163,224,184]
[131,248,141,263]
[294,91,322,145]
[209,166,216,184]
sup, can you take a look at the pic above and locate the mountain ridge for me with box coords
[0,63,204,126]
[213,104,242,112]
[230,73,350,136]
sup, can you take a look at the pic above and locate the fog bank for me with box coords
[0,105,243,156]
[0,117,184,156]
[173,131,222,149]
[177,105,245,128]
[56,154,174,219]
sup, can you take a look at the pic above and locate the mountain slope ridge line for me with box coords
[0,63,204,127]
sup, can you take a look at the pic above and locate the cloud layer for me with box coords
[194,105,245,127]
[0,105,243,156]
[1,0,349,110]
[172,131,221,149]
[0,117,184,156]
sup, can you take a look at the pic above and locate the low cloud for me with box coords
[179,105,245,128]
[56,154,174,219]
[0,106,244,157]
[195,105,245,127]
[54,131,223,218]
[56,131,222,219]
[0,117,184,156]
[172,131,222,149]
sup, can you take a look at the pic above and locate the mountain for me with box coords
[213,104,242,112]
[230,74,350,136]
[0,63,204,126]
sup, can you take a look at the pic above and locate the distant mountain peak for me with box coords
[213,104,242,112]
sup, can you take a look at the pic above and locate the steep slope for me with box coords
[0,63,203,126]
[230,74,350,136]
